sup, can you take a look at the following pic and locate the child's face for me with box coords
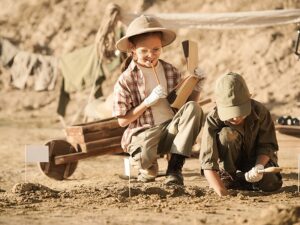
[132,34,162,68]
[226,116,246,125]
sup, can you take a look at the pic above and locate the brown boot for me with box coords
[165,154,185,186]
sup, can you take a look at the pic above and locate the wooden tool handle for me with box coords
[258,167,282,174]
[198,98,212,106]
[151,63,160,85]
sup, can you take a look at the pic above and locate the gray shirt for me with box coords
[200,99,279,171]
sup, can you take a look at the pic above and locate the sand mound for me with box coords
[11,182,56,194]
[257,205,300,225]
[11,182,59,203]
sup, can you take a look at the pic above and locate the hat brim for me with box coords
[115,28,176,52]
[217,101,251,121]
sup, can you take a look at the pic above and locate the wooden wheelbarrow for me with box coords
[39,98,213,180]
[39,117,125,180]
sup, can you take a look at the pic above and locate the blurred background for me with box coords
[0,0,299,128]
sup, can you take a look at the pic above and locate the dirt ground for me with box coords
[1,0,300,224]
[0,111,299,225]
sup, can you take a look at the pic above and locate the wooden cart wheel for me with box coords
[39,139,78,180]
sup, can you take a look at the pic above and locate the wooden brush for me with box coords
[257,167,282,174]
[236,167,282,182]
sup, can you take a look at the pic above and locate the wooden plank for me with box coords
[65,118,120,136]
[277,134,300,140]
[63,163,71,179]
[275,125,300,136]
[66,127,125,144]
[73,117,114,126]
[277,135,300,141]
[54,145,123,165]
[79,136,122,152]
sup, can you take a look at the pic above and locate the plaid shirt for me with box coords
[112,59,181,150]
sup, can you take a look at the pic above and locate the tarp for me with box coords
[0,38,18,66]
[121,9,300,29]
[59,44,104,93]
[1,37,59,91]
[9,51,58,91]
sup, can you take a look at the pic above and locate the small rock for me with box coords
[155,207,162,213]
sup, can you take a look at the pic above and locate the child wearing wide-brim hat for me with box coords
[112,15,204,185]
[116,15,176,52]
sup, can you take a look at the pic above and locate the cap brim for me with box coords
[115,28,176,52]
[217,101,251,121]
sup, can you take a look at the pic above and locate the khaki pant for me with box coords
[217,127,282,192]
[128,101,203,170]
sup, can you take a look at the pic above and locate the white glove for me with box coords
[143,85,167,107]
[193,68,206,92]
[245,164,264,183]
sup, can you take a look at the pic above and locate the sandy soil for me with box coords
[0,115,299,225]
[0,0,300,224]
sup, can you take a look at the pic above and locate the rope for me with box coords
[83,3,121,122]
[121,9,300,30]
[95,3,121,63]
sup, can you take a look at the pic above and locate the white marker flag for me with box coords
[25,145,49,163]
[124,157,131,177]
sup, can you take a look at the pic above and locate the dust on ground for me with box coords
[0,120,299,225]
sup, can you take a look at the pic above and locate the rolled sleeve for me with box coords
[256,110,279,158]
[112,79,132,117]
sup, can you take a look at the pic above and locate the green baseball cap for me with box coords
[215,72,251,121]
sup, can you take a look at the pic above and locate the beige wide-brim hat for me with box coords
[116,15,176,52]
[215,72,251,121]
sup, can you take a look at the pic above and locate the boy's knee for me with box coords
[218,127,241,146]
[185,101,203,115]
[258,173,283,192]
